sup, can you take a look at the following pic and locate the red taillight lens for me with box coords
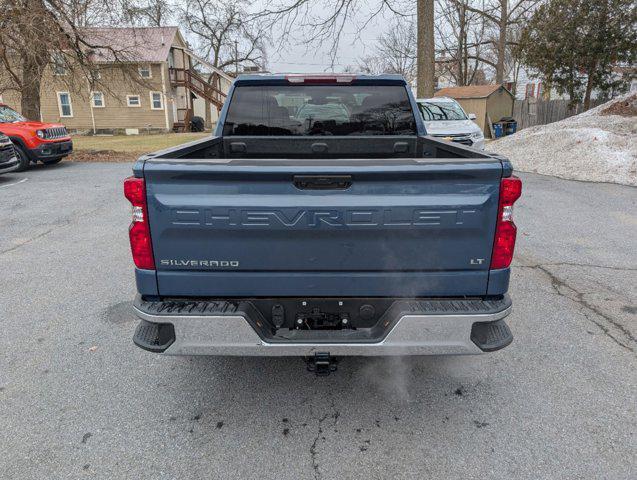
[490,176,522,270]
[124,176,145,204]
[124,176,155,270]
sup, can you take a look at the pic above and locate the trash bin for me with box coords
[190,116,205,132]
[499,117,517,135]
[493,122,504,138]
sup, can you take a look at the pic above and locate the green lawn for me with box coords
[71,132,209,153]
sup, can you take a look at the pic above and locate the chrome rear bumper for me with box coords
[132,298,512,356]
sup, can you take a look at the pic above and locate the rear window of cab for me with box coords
[222,85,417,136]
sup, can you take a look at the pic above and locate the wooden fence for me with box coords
[512,98,604,130]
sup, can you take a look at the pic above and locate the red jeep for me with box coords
[0,104,73,171]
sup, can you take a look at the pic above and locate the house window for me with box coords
[57,92,73,117]
[150,91,163,110]
[52,53,67,75]
[138,65,152,79]
[127,95,141,107]
[525,83,536,99]
[91,92,105,108]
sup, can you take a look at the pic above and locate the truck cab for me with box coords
[0,104,73,171]
[125,74,521,366]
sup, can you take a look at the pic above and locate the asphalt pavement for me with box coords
[1,161,635,479]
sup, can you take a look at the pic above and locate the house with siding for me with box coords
[0,27,232,134]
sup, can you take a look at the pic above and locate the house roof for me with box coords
[435,84,511,99]
[83,26,179,63]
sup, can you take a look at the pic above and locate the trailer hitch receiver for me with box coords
[306,352,337,376]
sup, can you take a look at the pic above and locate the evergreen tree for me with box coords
[517,0,636,109]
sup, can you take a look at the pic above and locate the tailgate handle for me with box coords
[293,175,352,190]
[229,142,247,153]
[311,142,328,153]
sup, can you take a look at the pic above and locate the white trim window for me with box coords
[57,92,73,117]
[91,91,105,108]
[127,95,141,107]
[138,65,152,79]
[150,91,163,110]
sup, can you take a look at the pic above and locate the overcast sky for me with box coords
[250,1,407,73]
[265,25,379,73]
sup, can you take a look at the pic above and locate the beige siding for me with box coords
[4,63,171,131]
[88,64,168,131]
[486,90,514,125]
[454,98,488,134]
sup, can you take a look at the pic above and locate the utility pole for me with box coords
[234,40,239,76]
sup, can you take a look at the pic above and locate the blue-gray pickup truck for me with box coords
[125,74,521,372]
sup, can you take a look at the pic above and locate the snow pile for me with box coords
[490,93,637,186]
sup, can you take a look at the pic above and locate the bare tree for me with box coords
[123,0,174,27]
[358,20,417,84]
[435,0,488,86]
[182,0,267,72]
[256,0,436,96]
[0,0,153,119]
[60,0,114,27]
[450,0,542,84]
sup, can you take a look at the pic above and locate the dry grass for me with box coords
[69,132,209,162]
[600,93,637,117]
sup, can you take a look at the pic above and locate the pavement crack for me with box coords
[309,399,339,480]
[0,206,103,256]
[529,264,635,353]
[309,413,328,480]
[516,262,637,272]
[0,227,60,255]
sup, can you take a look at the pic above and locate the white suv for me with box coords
[416,97,485,150]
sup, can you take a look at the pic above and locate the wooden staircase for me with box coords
[173,108,193,133]
[169,67,227,132]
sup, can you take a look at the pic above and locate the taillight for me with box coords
[124,176,155,270]
[490,176,522,270]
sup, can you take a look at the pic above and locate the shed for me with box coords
[434,85,514,138]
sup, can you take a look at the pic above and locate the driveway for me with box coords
[1,162,635,479]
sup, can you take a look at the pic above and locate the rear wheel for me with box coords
[42,157,63,166]
[13,145,31,172]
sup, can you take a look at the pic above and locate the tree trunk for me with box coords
[458,3,465,86]
[567,66,578,112]
[495,0,508,84]
[21,56,42,120]
[417,0,436,97]
[583,63,596,111]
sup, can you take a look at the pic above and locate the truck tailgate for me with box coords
[143,159,502,297]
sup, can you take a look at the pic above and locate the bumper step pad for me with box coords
[133,320,176,353]
[470,319,513,352]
